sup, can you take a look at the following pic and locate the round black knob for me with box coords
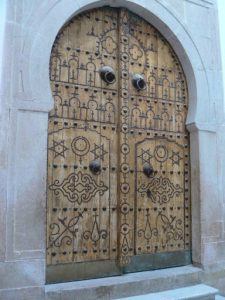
[89,160,101,174]
[143,163,154,177]
[99,66,116,84]
[132,74,146,90]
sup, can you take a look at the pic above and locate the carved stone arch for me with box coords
[24,0,217,273]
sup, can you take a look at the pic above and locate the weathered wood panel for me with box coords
[47,7,191,281]
[47,8,119,266]
[117,8,190,265]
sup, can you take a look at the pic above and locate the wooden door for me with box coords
[47,7,191,283]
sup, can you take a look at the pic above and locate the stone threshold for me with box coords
[116,284,218,300]
[45,265,203,300]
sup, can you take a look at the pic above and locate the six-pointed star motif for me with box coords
[169,151,183,166]
[49,140,68,158]
[138,149,153,164]
[91,144,108,161]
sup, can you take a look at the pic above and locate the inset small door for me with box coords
[47,7,191,283]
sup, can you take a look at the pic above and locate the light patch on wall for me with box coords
[185,0,213,8]
[0,0,6,94]
[217,0,225,107]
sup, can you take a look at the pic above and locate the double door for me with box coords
[47,7,191,283]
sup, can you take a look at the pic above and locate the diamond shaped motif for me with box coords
[137,176,183,205]
[49,171,108,204]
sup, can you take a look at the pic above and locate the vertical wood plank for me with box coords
[47,7,119,266]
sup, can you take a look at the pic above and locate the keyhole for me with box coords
[147,189,152,198]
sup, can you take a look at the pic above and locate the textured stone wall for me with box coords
[0,0,224,298]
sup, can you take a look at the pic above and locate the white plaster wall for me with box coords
[0,1,6,74]
[218,0,225,101]
[0,0,7,262]
[0,0,224,298]
[217,0,225,276]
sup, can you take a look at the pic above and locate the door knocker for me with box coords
[89,159,101,174]
[143,163,154,177]
[99,66,116,84]
[132,74,146,90]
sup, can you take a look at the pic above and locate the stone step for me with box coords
[45,265,203,300]
[116,284,218,300]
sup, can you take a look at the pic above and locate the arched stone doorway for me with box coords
[2,0,224,297]
[46,7,191,283]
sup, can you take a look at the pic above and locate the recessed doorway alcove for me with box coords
[2,1,224,299]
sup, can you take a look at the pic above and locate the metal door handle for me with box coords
[89,160,101,174]
[99,66,116,84]
[143,163,154,177]
[132,74,146,90]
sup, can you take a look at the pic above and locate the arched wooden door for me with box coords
[47,7,191,283]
